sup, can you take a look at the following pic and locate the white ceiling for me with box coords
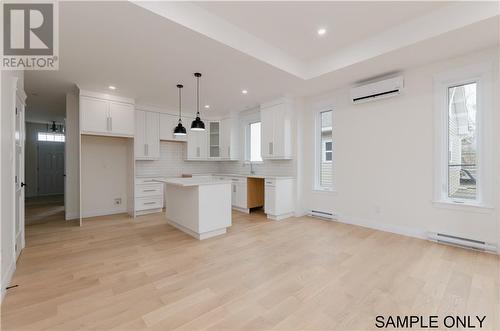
[195,1,447,62]
[25,1,499,123]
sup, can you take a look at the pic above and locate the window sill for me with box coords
[243,161,264,165]
[432,200,494,214]
[313,187,336,194]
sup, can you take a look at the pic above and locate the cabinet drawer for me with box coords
[135,196,163,211]
[135,183,163,197]
[136,177,160,185]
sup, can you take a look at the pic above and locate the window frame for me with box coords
[433,62,493,210]
[314,109,334,192]
[37,132,65,143]
[245,121,263,163]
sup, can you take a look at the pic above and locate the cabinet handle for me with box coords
[269,142,273,155]
[110,117,112,131]
[106,117,110,131]
[233,185,236,193]
[143,202,156,205]
[146,144,149,156]
[197,147,200,157]
[143,189,156,192]
[228,146,230,157]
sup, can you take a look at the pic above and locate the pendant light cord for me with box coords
[196,75,200,116]
[178,87,182,123]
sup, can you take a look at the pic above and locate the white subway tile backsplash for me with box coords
[136,141,295,178]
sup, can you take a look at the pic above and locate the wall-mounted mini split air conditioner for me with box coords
[350,75,404,104]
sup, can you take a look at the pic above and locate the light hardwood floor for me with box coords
[2,211,499,330]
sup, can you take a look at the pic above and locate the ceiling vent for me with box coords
[350,75,404,104]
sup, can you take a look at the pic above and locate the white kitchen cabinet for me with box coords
[260,99,292,159]
[135,177,164,215]
[220,117,239,160]
[80,96,135,137]
[187,129,207,160]
[208,121,221,159]
[135,110,160,160]
[231,177,248,213]
[264,178,294,220]
[159,113,188,142]
[108,101,135,136]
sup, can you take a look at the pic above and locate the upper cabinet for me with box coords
[220,117,239,160]
[260,99,292,160]
[208,121,221,159]
[187,129,207,160]
[80,92,135,137]
[135,110,160,160]
[159,113,188,142]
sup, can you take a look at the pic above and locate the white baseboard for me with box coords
[81,208,127,219]
[326,214,427,240]
[65,211,79,220]
[1,260,16,302]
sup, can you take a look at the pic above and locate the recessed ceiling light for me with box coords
[204,105,210,109]
[242,90,248,94]
[108,85,116,90]
[317,28,326,36]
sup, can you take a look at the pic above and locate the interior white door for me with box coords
[14,101,25,258]
[38,143,65,196]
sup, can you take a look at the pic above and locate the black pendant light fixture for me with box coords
[190,72,205,131]
[173,84,187,136]
[50,121,57,132]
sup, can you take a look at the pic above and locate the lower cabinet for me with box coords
[231,177,248,212]
[135,178,164,215]
[264,178,294,220]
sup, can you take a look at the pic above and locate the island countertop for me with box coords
[153,177,231,187]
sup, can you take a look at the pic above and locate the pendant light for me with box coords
[173,84,187,136]
[190,72,205,131]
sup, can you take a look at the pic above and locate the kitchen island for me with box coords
[154,177,232,240]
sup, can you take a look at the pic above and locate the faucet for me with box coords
[249,162,255,175]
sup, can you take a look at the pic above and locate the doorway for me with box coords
[25,122,65,225]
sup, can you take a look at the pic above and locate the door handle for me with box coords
[21,182,26,187]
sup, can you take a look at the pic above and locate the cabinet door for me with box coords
[160,113,187,142]
[109,101,135,136]
[208,121,220,158]
[146,111,160,159]
[135,110,147,159]
[260,108,274,158]
[235,182,247,209]
[80,96,108,134]
[272,104,285,157]
[198,130,208,159]
[187,129,198,159]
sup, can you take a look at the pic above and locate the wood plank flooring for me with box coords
[2,210,499,330]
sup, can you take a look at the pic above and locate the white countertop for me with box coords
[194,173,294,180]
[154,177,231,187]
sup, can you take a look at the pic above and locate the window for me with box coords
[316,110,333,190]
[248,122,262,162]
[38,132,65,142]
[447,82,477,200]
[434,62,493,208]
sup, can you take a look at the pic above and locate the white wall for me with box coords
[1,70,24,301]
[299,47,500,246]
[65,92,79,220]
[81,135,132,218]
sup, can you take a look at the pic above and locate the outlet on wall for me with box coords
[114,198,122,205]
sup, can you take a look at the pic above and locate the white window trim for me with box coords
[314,109,335,192]
[433,62,493,211]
